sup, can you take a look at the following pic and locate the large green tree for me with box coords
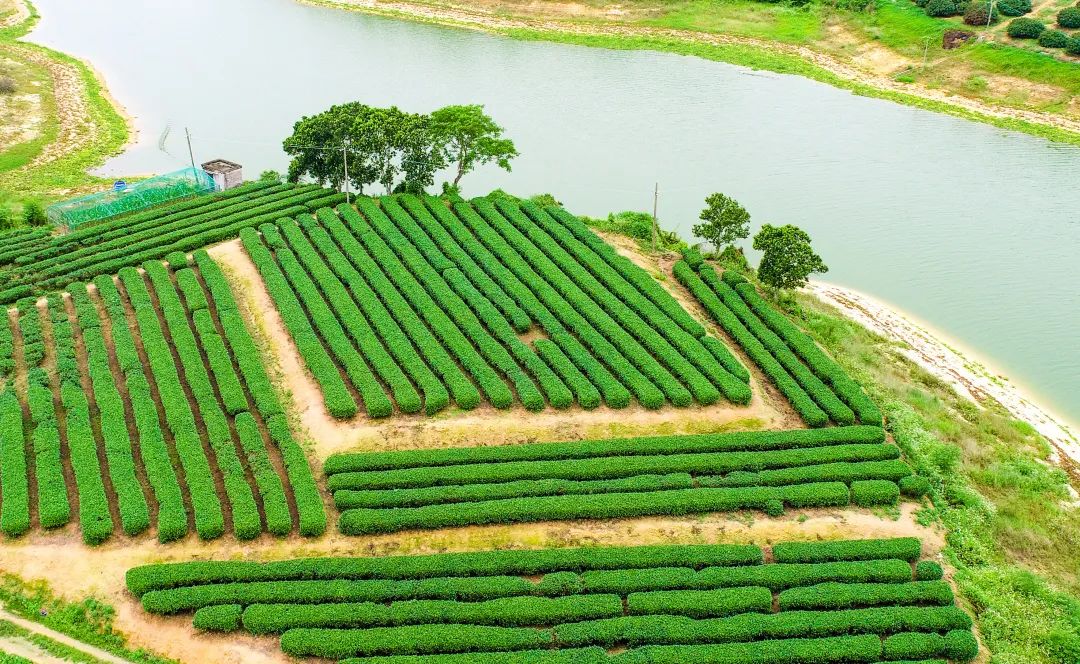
[752,224,828,292]
[284,103,444,194]
[693,192,750,252]
[431,105,518,187]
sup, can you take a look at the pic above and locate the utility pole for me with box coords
[922,36,932,71]
[986,0,995,28]
[651,182,660,252]
[185,127,196,172]
[342,138,351,204]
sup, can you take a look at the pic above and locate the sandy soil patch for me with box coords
[0,0,29,28]
[0,503,941,664]
[209,237,793,464]
[0,92,42,149]
[808,281,1080,471]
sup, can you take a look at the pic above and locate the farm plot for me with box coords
[126,537,978,663]
[323,425,928,535]
[675,255,881,428]
[0,181,345,305]
[0,250,325,544]
[241,194,752,419]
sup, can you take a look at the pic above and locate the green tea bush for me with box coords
[778,581,954,611]
[0,391,29,536]
[626,586,772,618]
[1057,6,1080,27]
[916,561,944,581]
[1038,28,1071,47]
[925,0,959,16]
[772,537,921,563]
[193,604,243,632]
[997,0,1031,14]
[235,412,292,536]
[850,479,901,506]
[899,474,932,497]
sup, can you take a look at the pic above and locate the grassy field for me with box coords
[0,1,129,214]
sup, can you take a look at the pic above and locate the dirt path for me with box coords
[0,606,132,664]
[0,0,29,28]
[306,0,1080,136]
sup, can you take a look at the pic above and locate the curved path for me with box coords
[0,604,134,664]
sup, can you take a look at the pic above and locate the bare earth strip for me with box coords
[305,0,1080,137]
[808,281,1080,470]
[0,606,132,664]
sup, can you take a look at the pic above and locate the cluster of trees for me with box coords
[1008,10,1080,53]
[691,192,828,292]
[0,200,47,231]
[283,103,518,195]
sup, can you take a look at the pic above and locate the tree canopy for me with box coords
[431,105,518,187]
[752,224,828,292]
[283,103,516,195]
[693,192,750,252]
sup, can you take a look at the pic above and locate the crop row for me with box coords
[414,198,632,409]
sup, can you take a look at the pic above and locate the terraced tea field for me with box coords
[0,250,324,544]
[126,537,978,662]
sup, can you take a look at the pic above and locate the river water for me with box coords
[26,0,1080,427]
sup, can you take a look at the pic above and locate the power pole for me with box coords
[185,127,197,172]
[342,138,351,204]
[986,0,995,28]
[651,182,660,252]
[922,36,932,71]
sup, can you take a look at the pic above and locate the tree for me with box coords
[283,103,444,195]
[22,200,46,227]
[0,206,14,231]
[431,105,518,187]
[259,170,282,183]
[752,224,828,292]
[693,193,750,253]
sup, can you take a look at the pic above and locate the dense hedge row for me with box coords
[19,302,71,529]
[119,267,224,540]
[128,538,975,662]
[729,277,881,425]
[517,199,750,396]
[315,208,479,410]
[298,214,449,414]
[194,250,326,537]
[674,261,827,426]
[435,200,635,409]
[354,199,533,409]
[94,275,189,542]
[325,425,886,474]
[70,284,150,537]
[241,227,358,418]
[234,412,291,536]
[144,260,261,539]
[339,482,857,534]
[0,390,29,536]
[279,217,421,414]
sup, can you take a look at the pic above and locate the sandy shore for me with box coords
[809,281,1080,468]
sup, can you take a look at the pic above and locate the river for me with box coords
[25,0,1080,428]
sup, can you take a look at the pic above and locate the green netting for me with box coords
[47,167,216,229]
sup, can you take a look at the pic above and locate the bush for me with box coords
[850,479,900,506]
[1006,16,1045,37]
[193,604,243,632]
[1057,6,1080,27]
[916,561,944,581]
[963,0,1000,24]
[997,0,1031,15]
[1038,28,1071,47]
[0,77,15,95]
[925,0,959,16]
[22,200,47,226]
[1068,36,1080,55]
[945,628,980,660]
[899,475,932,497]
[0,206,14,230]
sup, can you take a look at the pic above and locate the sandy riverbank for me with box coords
[809,281,1080,468]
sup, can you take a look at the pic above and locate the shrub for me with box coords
[1067,36,1080,55]
[850,480,900,506]
[1006,17,1045,38]
[0,206,14,230]
[945,628,980,660]
[997,0,1031,15]
[925,0,959,16]
[1057,6,1080,27]
[193,604,243,632]
[963,0,1000,24]
[0,77,14,95]
[22,200,47,226]
[916,561,944,581]
[899,475,932,497]
[778,581,954,611]
[1038,28,1071,47]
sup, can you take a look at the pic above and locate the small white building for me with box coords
[201,159,244,191]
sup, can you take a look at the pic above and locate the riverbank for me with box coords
[0,0,131,206]
[809,280,1080,470]
[303,0,1080,147]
